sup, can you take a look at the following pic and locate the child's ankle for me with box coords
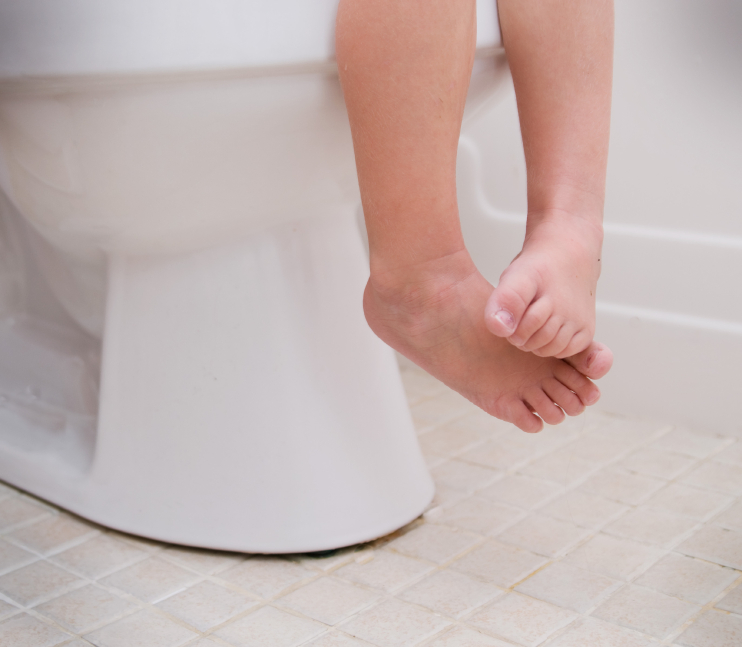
[525,208,604,247]
[368,248,477,304]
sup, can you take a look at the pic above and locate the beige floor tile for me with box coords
[579,469,666,506]
[548,617,662,647]
[35,584,137,634]
[411,394,472,433]
[217,556,315,599]
[157,579,258,631]
[651,429,729,459]
[497,514,590,558]
[0,613,71,647]
[7,515,99,556]
[498,424,578,455]
[418,426,488,458]
[598,419,670,443]
[446,409,518,437]
[50,534,149,580]
[518,450,599,486]
[0,496,52,532]
[467,592,575,647]
[459,438,537,472]
[560,432,629,464]
[386,524,481,565]
[0,481,18,500]
[635,553,739,605]
[335,550,434,593]
[340,598,450,647]
[540,490,629,529]
[603,508,698,547]
[425,497,524,535]
[714,500,742,531]
[644,483,732,520]
[279,577,380,625]
[422,450,448,471]
[100,556,201,603]
[515,561,620,613]
[161,545,244,575]
[307,630,376,646]
[677,525,742,569]
[557,408,617,432]
[593,584,700,639]
[185,639,225,647]
[562,533,663,581]
[681,461,742,495]
[716,581,742,614]
[676,608,742,647]
[715,441,742,466]
[0,560,83,606]
[0,537,37,574]
[215,606,326,647]
[426,486,469,509]
[0,598,20,621]
[478,474,560,510]
[430,461,500,494]
[84,608,198,647]
[621,448,698,480]
[426,626,513,646]
[399,369,447,406]
[108,532,164,554]
[399,570,503,619]
[564,423,651,464]
[450,540,548,589]
[422,451,447,470]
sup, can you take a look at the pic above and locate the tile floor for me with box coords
[1,358,742,647]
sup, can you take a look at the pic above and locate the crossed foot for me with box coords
[365,220,612,433]
[484,212,609,364]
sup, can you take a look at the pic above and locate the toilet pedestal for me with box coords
[0,210,434,552]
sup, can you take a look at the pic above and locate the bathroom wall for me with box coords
[459,0,742,434]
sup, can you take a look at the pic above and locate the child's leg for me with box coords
[336,0,602,433]
[484,0,614,370]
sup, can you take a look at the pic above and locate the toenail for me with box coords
[495,309,515,331]
[586,350,598,367]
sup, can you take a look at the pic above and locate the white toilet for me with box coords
[0,0,509,552]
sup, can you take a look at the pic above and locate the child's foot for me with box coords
[484,212,607,360]
[365,250,602,433]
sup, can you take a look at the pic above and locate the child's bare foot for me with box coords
[484,211,608,361]
[365,250,602,433]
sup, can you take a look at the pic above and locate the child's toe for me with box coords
[484,274,538,338]
[501,398,543,433]
[523,317,562,353]
[525,388,566,426]
[531,322,575,357]
[554,361,600,405]
[542,377,585,416]
[509,299,552,347]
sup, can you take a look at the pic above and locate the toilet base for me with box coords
[0,210,434,552]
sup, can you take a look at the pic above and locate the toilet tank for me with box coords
[0,0,502,78]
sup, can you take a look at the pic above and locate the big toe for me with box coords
[484,278,534,338]
[566,341,613,380]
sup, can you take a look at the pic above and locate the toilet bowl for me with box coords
[0,0,509,552]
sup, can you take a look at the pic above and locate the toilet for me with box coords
[0,0,509,552]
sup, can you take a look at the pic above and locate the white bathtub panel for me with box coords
[457,136,742,434]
